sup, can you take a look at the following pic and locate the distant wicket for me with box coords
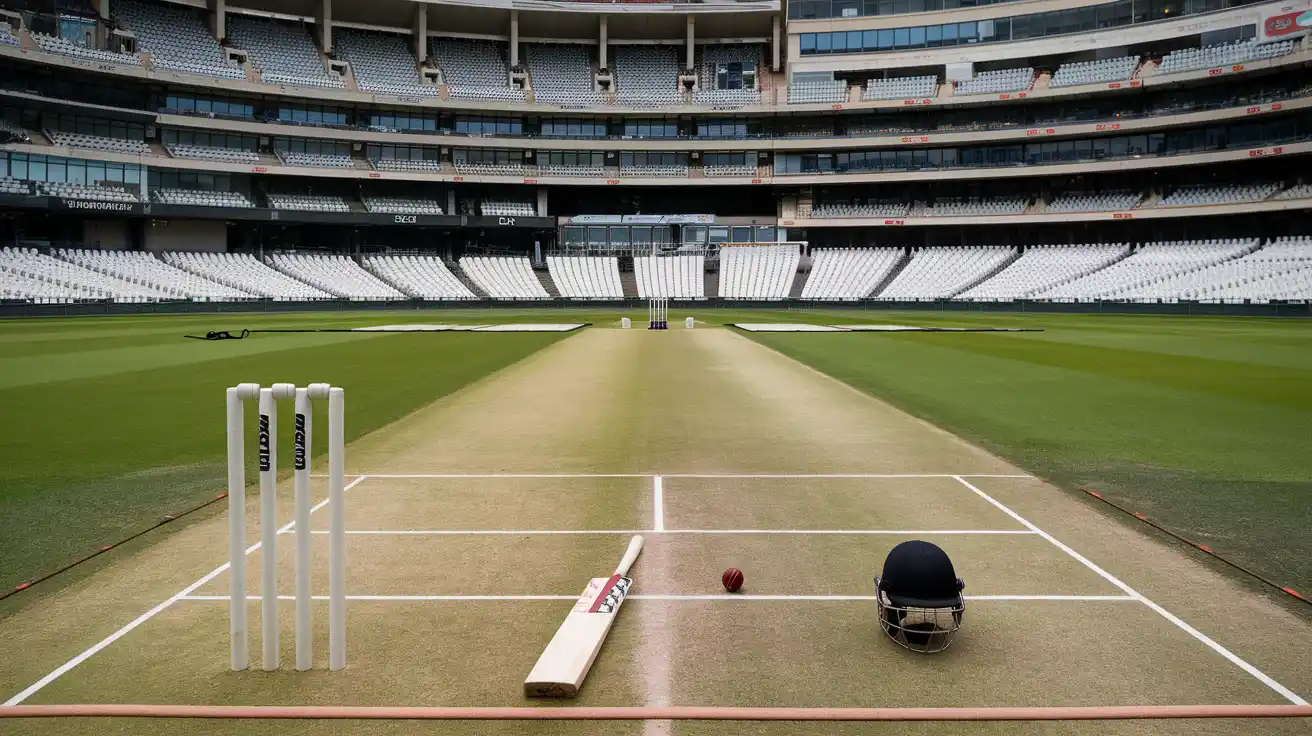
[648,298,669,330]
[226,382,346,673]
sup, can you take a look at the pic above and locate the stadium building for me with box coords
[1,0,1310,310]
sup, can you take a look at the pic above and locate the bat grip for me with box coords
[614,535,645,577]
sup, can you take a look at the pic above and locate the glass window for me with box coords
[960,22,977,42]
[863,30,878,50]
[926,25,942,46]
[816,33,832,52]
[894,28,910,47]
[943,23,958,43]
[909,27,926,46]
[833,33,847,52]
[879,29,895,48]
[800,34,816,54]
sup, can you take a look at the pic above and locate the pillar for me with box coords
[210,0,226,41]
[414,4,427,61]
[685,16,694,70]
[318,0,332,54]
[509,11,519,67]
[772,14,781,72]
[599,16,608,69]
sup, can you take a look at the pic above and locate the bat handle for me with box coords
[614,535,645,577]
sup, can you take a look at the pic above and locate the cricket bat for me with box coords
[523,535,645,698]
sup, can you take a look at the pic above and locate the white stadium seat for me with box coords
[960,244,1131,299]
[878,246,1015,299]
[228,15,344,89]
[459,256,550,299]
[547,256,624,299]
[801,248,903,301]
[117,0,244,80]
[362,255,475,299]
[635,255,705,299]
[718,245,800,299]
[268,253,406,300]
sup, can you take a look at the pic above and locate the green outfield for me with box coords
[0,310,1309,734]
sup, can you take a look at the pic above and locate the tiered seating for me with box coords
[955,68,1032,95]
[800,248,903,301]
[921,197,1028,216]
[877,246,1015,299]
[276,150,354,168]
[433,39,524,102]
[0,118,27,143]
[151,188,255,208]
[55,248,251,300]
[336,29,435,98]
[1158,39,1294,75]
[46,130,150,155]
[788,81,846,104]
[166,144,260,163]
[693,45,761,106]
[540,164,605,177]
[959,244,1130,300]
[619,164,688,177]
[1037,239,1259,300]
[1,247,158,302]
[228,16,343,89]
[1,177,29,194]
[1162,183,1280,206]
[459,256,550,299]
[0,21,19,47]
[547,256,623,299]
[1049,56,1138,88]
[481,199,535,216]
[371,157,443,173]
[117,0,244,80]
[41,182,138,203]
[614,46,680,106]
[635,255,705,299]
[1274,184,1312,200]
[455,162,529,177]
[705,163,756,177]
[526,45,602,106]
[1111,238,1311,302]
[265,194,350,212]
[33,33,140,66]
[362,255,475,299]
[811,202,910,218]
[863,76,935,101]
[163,251,334,300]
[718,244,800,299]
[362,197,444,215]
[268,253,405,300]
[1047,191,1142,212]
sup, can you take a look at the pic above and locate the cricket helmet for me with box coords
[873,540,965,653]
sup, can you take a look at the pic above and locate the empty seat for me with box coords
[801,248,903,300]
[117,0,244,80]
[1049,56,1138,88]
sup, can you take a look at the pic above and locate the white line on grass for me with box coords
[653,475,665,533]
[951,475,1308,706]
[296,529,1038,536]
[180,594,1137,603]
[0,475,370,708]
[343,473,1035,480]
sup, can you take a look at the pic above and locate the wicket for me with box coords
[648,298,669,330]
[226,382,346,673]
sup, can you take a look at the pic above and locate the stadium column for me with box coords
[209,0,226,42]
[318,0,332,54]
[510,11,519,68]
[599,16,608,69]
[414,4,426,63]
[772,15,781,71]
[685,16,695,70]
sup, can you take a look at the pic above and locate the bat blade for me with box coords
[524,536,644,698]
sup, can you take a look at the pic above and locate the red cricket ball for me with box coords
[721,567,744,593]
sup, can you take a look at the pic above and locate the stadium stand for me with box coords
[370,158,444,173]
[718,244,800,299]
[265,194,350,212]
[275,150,355,168]
[693,45,762,106]
[46,131,150,155]
[432,39,524,102]
[1161,183,1281,206]
[40,182,138,202]
[459,256,550,298]
[362,255,475,299]
[541,164,606,177]
[0,177,28,194]
[116,0,245,80]
[1036,239,1260,300]
[1109,237,1312,302]
[163,251,334,300]
[151,188,255,208]
[1049,56,1138,88]
[635,254,705,299]
[33,32,141,66]
[1,247,158,302]
[959,244,1131,300]
[480,199,535,216]
[801,248,903,301]
[547,256,624,298]
[811,202,911,218]
[1274,184,1312,200]
[0,21,18,47]
[166,144,260,163]
[0,118,28,143]
[619,164,688,177]
[954,67,1033,95]
[455,161,529,177]
[55,248,252,300]
[614,46,681,106]
[1047,191,1142,213]
[361,197,444,215]
[335,28,436,98]
[921,197,1028,216]
[526,44,603,106]
[1157,39,1295,75]
[788,80,847,104]
[864,76,936,101]
[267,253,405,300]
[227,15,344,89]
[878,246,1015,299]
[705,163,757,177]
